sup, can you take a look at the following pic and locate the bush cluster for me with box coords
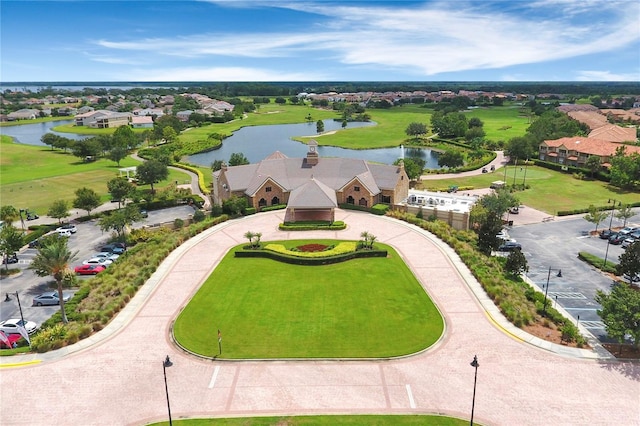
[278,221,346,231]
[557,201,640,216]
[577,251,618,274]
[386,209,586,345]
[30,214,230,352]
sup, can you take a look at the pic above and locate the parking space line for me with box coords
[208,365,220,389]
[406,384,416,409]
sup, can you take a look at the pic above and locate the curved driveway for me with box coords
[0,210,638,426]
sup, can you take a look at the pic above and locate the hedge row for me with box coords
[338,203,389,215]
[386,209,586,346]
[260,204,287,212]
[578,251,619,275]
[235,247,388,265]
[279,221,346,231]
[557,200,640,216]
[30,214,231,352]
[532,159,611,182]
[172,162,211,194]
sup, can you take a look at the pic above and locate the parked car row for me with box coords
[74,243,125,275]
[600,226,640,248]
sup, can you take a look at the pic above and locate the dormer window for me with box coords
[266,186,272,192]
[354,186,360,192]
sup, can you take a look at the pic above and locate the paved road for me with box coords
[420,151,508,180]
[1,211,637,426]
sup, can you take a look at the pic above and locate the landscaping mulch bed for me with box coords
[602,344,640,360]
[523,323,588,349]
[297,243,329,252]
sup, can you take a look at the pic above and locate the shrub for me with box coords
[192,209,205,222]
[174,218,184,229]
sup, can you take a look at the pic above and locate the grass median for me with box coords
[174,241,443,359]
[150,415,469,425]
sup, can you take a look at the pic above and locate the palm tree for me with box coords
[244,231,255,248]
[253,232,262,249]
[29,236,78,324]
[360,231,370,249]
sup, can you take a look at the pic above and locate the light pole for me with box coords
[162,355,173,426]
[522,158,529,188]
[542,267,562,316]
[603,199,619,268]
[470,355,479,426]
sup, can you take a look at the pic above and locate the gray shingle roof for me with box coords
[287,177,337,208]
[222,152,403,197]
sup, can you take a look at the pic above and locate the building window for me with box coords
[271,197,280,205]
[266,186,272,192]
[354,186,360,192]
[359,198,367,207]
[346,195,355,204]
[259,198,267,207]
[381,195,391,203]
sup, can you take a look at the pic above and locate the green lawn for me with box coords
[150,415,469,426]
[464,106,531,141]
[419,164,639,214]
[0,135,191,213]
[173,241,443,359]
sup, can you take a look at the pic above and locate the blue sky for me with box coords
[2,0,639,82]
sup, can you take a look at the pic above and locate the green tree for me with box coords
[468,117,484,128]
[72,187,101,217]
[0,205,20,223]
[505,249,529,276]
[596,282,640,349]
[41,133,60,150]
[108,140,129,166]
[609,147,640,189]
[438,150,464,168]
[0,224,24,271]
[136,160,169,193]
[98,204,142,240]
[229,152,249,166]
[464,126,486,142]
[405,122,428,139]
[585,155,601,178]
[71,138,101,160]
[394,158,425,180]
[615,204,635,227]
[211,160,225,172]
[47,200,70,224]
[583,205,608,233]
[29,235,78,324]
[162,126,178,143]
[316,120,325,134]
[506,136,536,162]
[113,125,136,150]
[107,178,135,209]
[222,195,248,216]
[617,240,640,283]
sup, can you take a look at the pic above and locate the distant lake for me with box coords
[188,119,441,168]
[0,120,89,145]
[0,118,441,168]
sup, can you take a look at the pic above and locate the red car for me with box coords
[74,264,106,275]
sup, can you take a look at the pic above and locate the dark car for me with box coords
[140,209,148,218]
[28,239,40,248]
[609,233,626,245]
[101,243,126,254]
[498,242,522,252]
[25,209,39,220]
[599,229,615,239]
[2,253,18,264]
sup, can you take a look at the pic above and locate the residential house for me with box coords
[7,108,40,120]
[175,110,193,122]
[213,140,409,222]
[539,137,640,168]
[131,116,154,128]
[75,109,132,128]
[588,124,637,143]
[133,108,164,117]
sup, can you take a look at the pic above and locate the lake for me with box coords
[187,119,441,168]
[0,120,89,145]
[0,119,441,168]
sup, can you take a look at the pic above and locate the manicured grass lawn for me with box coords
[419,164,639,214]
[151,415,468,425]
[464,106,531,141]
[173,241,443,359]
[0,135,190,213]
[0,115,78,127]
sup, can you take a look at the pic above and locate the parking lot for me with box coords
[0,205,197,331]
[508,209,640,342]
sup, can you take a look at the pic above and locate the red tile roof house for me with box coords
[213,141,410,222]
[539,137,640,168]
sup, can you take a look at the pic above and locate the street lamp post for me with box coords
[603,199,619,268]
[162,355,173,426]
[542,267,562,316]
[470,355,479,426]
[522,159,529,187]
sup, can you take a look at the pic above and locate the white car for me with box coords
[83,257,112,267]
[56,224,77,234]
[94,252,119,261]
[56,229,73,238]
[0,318,39,335]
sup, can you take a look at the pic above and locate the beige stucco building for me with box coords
[212,140,410,221]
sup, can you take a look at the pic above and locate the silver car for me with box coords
[32,291,71,306]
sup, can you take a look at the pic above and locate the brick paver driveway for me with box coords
[1,210,638,426]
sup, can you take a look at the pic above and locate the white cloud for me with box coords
[120,66,329,82]
[576,70,640,81]
[92,1,640,78]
